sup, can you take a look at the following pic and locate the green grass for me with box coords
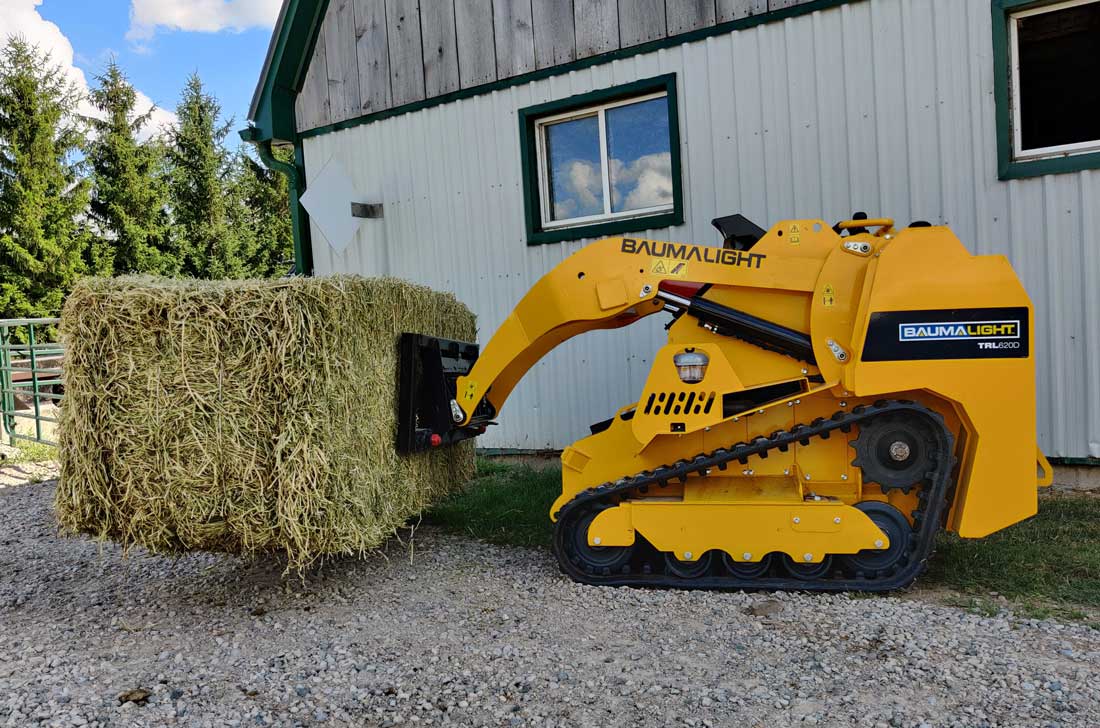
[430,459,1100,616]
[424,458,559,547]
[926,494,1100,609]
[940,595,1093,624]
[2,441,57,464]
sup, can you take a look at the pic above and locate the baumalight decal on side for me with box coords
[862,307,1030,361]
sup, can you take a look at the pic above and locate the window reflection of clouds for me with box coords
[607,98,672,213]
[543,95,673,224]
[546,115,603,221]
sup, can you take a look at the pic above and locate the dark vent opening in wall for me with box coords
[722,380,806,418]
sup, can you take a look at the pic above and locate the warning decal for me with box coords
[823,283,836,308]
[651,258,687,277]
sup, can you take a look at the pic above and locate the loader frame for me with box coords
[396,215,1051,590]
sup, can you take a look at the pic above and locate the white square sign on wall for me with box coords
[298,157,365,253]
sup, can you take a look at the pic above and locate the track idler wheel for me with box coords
[851,414,938,491]
[780,554,835,581]
[567,507,635,576]
[841,501,912,577]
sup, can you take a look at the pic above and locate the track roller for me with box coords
[665,551,716,579]
[781,554,835,580]
[722,552,775,578]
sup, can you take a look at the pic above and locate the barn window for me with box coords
[994,0,1100,178]
[519,75,683,245]
[537,92,672,226]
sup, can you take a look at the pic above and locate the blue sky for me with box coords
[3,0,282,141]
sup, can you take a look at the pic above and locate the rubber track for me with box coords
[551,399,955,592]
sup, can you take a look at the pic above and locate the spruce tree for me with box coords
[230,148,294,278]
[167,73,242,279]
[85,61,173,276]
[0,38,90,320]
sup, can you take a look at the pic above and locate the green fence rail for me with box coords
[1,318,63,447]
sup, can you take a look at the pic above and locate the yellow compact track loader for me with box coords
[397,214,1052,591]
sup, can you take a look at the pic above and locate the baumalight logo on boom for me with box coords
[620,238,766,269]
[899,320,1020,342]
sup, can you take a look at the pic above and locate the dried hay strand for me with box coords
[54,275,476,571]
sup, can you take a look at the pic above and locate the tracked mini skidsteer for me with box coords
[397,214,1053,592]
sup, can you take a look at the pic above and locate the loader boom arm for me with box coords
[452,234,819,425]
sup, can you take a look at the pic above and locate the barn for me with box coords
[242,0,1100,463]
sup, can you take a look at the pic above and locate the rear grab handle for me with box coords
[1036,448,1054,488]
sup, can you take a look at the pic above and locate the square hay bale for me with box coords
[55,275,476,570]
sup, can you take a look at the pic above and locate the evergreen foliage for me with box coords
[167,73,243,279]
[85,61,173,276]
[0,38,90,320]
[231,147,296,278]
[0,38,296,323]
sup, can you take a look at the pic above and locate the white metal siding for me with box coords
[303,0,1100,458]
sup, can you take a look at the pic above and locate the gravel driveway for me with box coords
[1,481,1098,728]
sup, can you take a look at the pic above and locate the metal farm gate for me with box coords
[1,318,62,447]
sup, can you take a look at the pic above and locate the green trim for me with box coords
[246,0,329,143]
[473,452,1100,467]
[241,0,327,275]
[296,0,858,141]
[1049,456,1100,467]
[518,74,683,246]
[292,144,315,276]
[252,139,314,276]
[991,0,1100,179]
[477,448,563,457]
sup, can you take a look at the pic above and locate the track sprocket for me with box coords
[851,414,938,492]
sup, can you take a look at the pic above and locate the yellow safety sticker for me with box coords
[651,258,687,277]
[823,283,836,308]
[462,381,478,402]
[789,223,801,245]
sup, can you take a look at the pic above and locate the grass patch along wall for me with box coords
[55,275,476,571]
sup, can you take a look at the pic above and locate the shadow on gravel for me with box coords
[0,480,486,619]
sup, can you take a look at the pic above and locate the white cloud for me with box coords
[131,90,179,141]
[566,160,603,213]
[611,152,673,211]
[0,0,177,140]
[553,159,602,220]
[553,199,576,220]
[127,0,282,42]
[552,152,673,220]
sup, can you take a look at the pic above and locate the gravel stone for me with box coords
[1,481,1099,727]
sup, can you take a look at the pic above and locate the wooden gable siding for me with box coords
[300,0,817,132]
